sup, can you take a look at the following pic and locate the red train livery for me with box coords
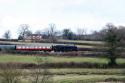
[16,46,52,52]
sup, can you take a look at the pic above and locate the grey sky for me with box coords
[0,0,125,38]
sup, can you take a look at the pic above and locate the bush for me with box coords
[0,63,22,83]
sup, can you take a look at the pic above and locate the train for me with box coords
[0,44,78,52]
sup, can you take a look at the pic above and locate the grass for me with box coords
[0,54,108,64]
[3,74,124,83]
[51,68,125,75]
[0,54,125,64]
[53,75,125,83]
[0,68,124,83]
[0,55,36,63]
[58,39,104,44]
[23,68,125,75]
[0,54,125,82]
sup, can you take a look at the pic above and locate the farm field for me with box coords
[0,40,104,45]
[24,68,125,75]
[0,68,125,83]
[53,75,125,83]
[0,40,125,82]
[58,39,104,44]
[0,54,125,82]
[13,75,125,83]
[0,54,125,64]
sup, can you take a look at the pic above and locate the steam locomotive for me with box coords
[0,44,78,52]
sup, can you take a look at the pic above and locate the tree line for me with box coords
[2,23,85,41]
[3,23,125,42]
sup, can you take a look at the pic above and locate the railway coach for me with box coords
[0,45,16,51]
[16,45,52,52]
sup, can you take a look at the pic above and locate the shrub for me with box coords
[0,63,22,83]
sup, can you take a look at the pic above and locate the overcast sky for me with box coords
[0,0,125,38]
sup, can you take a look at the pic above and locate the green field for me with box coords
[53,75,125,83]
[0,54,125,64]
[1,68,124,83]
[17,74,125,83]
[24,68,125,75]
[58,39,104,44]
[0,40,125,83]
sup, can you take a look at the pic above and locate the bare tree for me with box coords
[32,57,53,83]
[77,28,85,40]
[3,30,11,39]
[0,63,22,83]
[18,24,32,41]
[45,23,58,42]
